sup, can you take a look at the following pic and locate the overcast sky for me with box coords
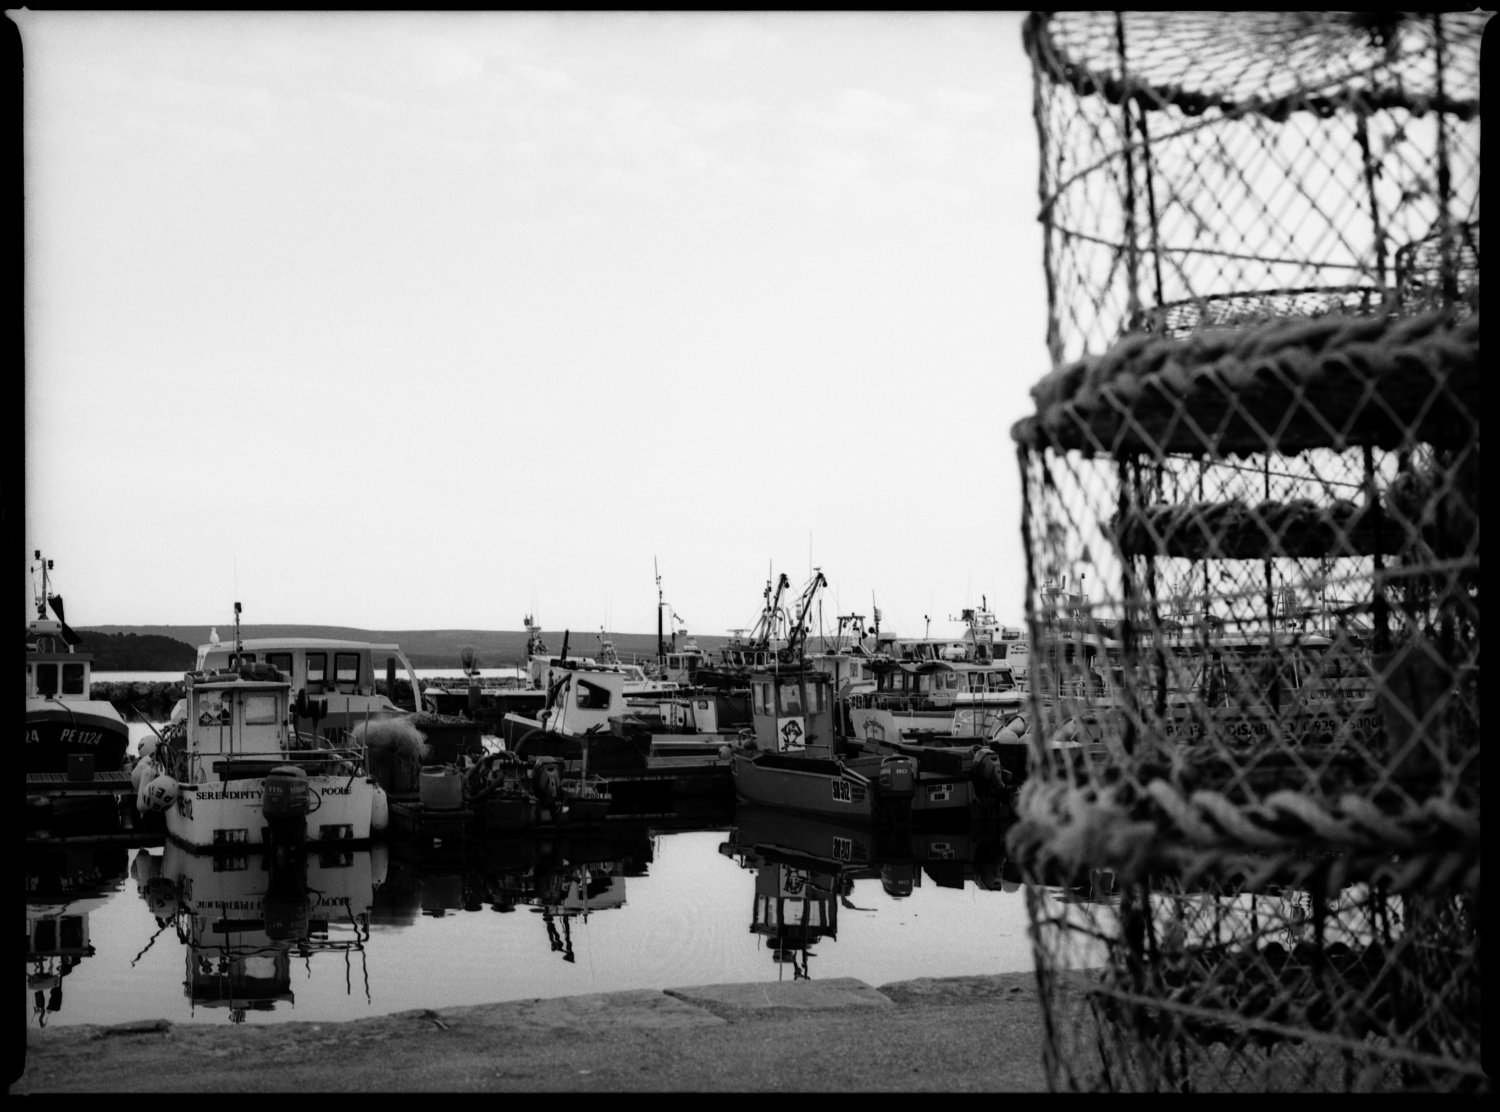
[19,10,1049,641]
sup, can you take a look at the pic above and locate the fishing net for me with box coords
[1004,11,1484,1093]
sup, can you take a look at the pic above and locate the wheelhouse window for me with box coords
[776,682,823,714]
[752,680,772,716]
[34,663,58,696]
[61,662,86,695]
[574,679,611,711]
[306,653,328,686]
[266,652,294,676]
[334,653,361,685]
[243,693,279,725]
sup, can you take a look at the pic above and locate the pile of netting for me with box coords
[1003,11,1483,1093]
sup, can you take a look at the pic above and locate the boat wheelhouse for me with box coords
[847,657,1025,744]
[1154,625,1380,768]
[501,659,654,772]
[24,553,131,777]
[195,635,422,746]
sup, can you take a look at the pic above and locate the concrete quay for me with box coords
[11,972,1062,1093]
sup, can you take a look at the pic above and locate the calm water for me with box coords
[24,675,1113,1030]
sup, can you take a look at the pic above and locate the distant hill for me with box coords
[72,631,198,671]
[78,625,731,670]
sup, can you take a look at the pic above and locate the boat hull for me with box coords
[508,726,652,772]
[849,702,1021,744]
[164,773,379,852]
[730,751,913,822]
[24,700,131,774]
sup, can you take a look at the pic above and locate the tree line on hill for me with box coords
[78,632,198,671]
[75,626,730,671]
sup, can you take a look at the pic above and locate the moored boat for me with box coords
[134,644,385,852]
[191,614,424,747]
[24,552,131,777]
[728,659,919,823]
[848,656,1026,745]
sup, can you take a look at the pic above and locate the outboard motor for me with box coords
[532,757,562,805]
[877,755,917,797]
[263,765,311,852]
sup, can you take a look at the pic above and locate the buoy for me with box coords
[130,756,157,792]
[144,877,179,920]
[369,841,389,889]
[370,784,389,833]
[139,774,179,814]
[129,849,162,890]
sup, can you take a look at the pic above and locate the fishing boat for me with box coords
[190,612,424,747]
[1153,620,1381,787]
[847,656,1026,745]
[726,571,918,822]
[500,653,655,772]
[851,729,1017,826]
[24,552,131,777]
[134,639,386,852]
[463,749,611,833]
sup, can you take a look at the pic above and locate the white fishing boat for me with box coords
[190,610,424,747]
[136,652,385,853]
[727,572,920,823]
[848,657,1026,744]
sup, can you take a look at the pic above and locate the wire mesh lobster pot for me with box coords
[1004,11,1483,1093]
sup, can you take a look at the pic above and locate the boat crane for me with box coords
[781,570,827,664]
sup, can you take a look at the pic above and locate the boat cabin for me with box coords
[181,671,296,778]
[196,637,421,743]
[26,620,92,700]
[534,662,632,736]
[1029,634,1126,702]
[1167,630,1371,711]
[747,667,838,758]
[660,636,710,686]
[867,659,1023,706]
[199,638,417,704]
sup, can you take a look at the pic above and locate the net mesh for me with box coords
[1006,11,1483,1093]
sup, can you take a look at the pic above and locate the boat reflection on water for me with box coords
[25,845,129,1028]
[132,842,377,1023]
[372,828,652,963]
[718,808,1024,978]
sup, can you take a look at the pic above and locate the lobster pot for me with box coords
[1005,11,1483,1094]
[1027,11,1482,367]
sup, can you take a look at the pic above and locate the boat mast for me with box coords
[655,558,665,671]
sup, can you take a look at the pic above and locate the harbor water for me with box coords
[24,674,1113,1031]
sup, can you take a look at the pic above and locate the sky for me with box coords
[19,10,1050,642]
